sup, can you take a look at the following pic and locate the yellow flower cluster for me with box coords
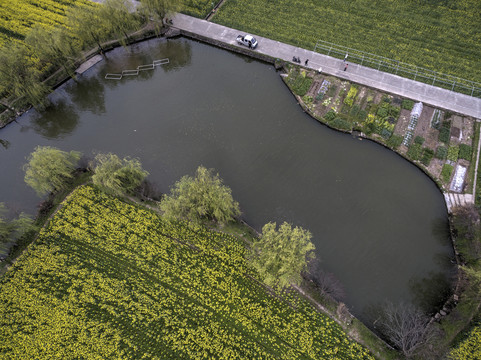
[449,326,481,360]
[0,185,374,359]
[0,0,91,46]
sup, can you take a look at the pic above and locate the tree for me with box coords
[66,3,109,53]
[371,301,435,359]
[25,25,79,78]
[0,42,50,109]
[139,0,180,33]
[249,222,315,289]
[160,166,240,225]
[99,0,142,47]
[24,146,82,196]
[91,153,149,196]
[0,203,34,257]
[304,258,345,300]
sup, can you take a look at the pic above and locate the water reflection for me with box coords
[0,139,10,150]
[67,75,106,115]
[30,100,79,139]
[409,270,456,314]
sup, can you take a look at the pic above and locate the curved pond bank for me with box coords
[0,37,454,321]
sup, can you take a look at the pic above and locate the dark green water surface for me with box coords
[0,38,454,320]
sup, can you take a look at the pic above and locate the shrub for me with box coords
[421,148,434,166]
[363,122,376,135]
[459,144,473,161]
[377,106,388,118]
[343,85,358,106]
[349,104,360,117]
[357,109,368,121]
[414,136,425,145]
[439,121,451,143]
[402,99,414,110]
[407,143,422,160]
[381,128,392,140]
[387,134,403,149]
[435,146,448,159]
[324,110,336,122]
[289,72,313,96]
[447,145,459,162]
[441,164,454,183]
[326,84,337,97]
[329,117,351,131]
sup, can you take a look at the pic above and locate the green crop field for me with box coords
[214,0,481,84]
[0,185,373,359]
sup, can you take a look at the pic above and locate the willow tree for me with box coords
[138,0,181,33]
[249,222,315,289]
[0,203,34,255]
[160,166,240,225]
[91,153,149,197]
[25,25,79,78]
[99,0,142,47]
[24,146,82,196]
[0,42,50,109]
[66,3,109,53]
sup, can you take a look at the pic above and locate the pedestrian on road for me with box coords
[248,42,252,49]
[344,64,348,71]
[305,59,309,66]
[344,53,348,62]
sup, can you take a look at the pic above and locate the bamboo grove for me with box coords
[0,185,374,359]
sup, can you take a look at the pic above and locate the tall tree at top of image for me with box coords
[139,0,181,34]
[66,3,110,53]
[99,0,142,47]
[24,146,82,196]
[249,221,315,289]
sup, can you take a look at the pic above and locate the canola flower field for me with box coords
[0,185,374,359]
[0,0,92,46]
[0,0,215,47]
[449,326,481,360]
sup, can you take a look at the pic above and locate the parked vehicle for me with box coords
[236,34,258,49]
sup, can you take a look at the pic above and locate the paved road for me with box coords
[172,13,481,119]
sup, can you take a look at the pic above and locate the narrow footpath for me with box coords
[171,13,481,120]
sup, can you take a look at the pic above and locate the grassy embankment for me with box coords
[0,184,376,359]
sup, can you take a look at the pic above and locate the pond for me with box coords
[0,37,454,322]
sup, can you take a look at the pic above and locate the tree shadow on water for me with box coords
[67,75,106,115]
[30,100,79,139]
[409,270,457,315]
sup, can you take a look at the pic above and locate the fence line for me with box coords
[314,40,481,98]
[105,58,169,80]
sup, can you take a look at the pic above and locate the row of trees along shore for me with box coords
[20,146,318,295]
[0,0,178,116]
